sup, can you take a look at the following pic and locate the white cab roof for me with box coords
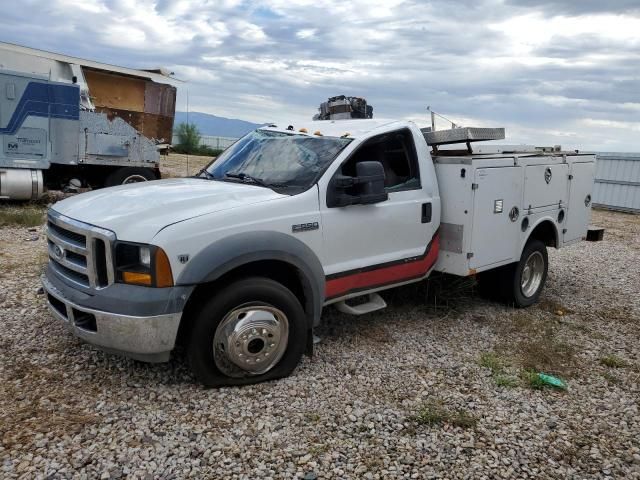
[261,119,409,139]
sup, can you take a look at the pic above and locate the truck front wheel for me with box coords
[104,167,158,187]
[186,277,307,387]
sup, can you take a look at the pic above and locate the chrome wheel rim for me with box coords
[521,251,544,298]
[122,174,148,184]
[213,304,289,377]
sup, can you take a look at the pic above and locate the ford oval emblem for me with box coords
[53,245,65,261]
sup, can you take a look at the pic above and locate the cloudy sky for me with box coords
[2,0,639,151]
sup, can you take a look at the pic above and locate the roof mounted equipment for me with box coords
[314,95,373,120]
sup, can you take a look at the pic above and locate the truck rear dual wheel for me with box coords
[104,167,158,187]
[477,239,548,307]
[186,277,307,387]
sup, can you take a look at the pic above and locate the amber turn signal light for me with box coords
[154,247,174,288]
[122,271,152,286]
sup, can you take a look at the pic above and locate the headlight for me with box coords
[139,246,151,267]
[115,242,173,288]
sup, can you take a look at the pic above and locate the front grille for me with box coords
[47,222,86,247]
[50,260,91,287]
[46,212,116,290]
[65,249,88,268]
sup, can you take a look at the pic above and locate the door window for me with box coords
[337,128,421,193]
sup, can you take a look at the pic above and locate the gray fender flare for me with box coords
[176,231,325,328]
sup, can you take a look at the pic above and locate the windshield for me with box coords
[203,129,352,194]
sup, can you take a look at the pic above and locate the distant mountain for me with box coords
[174,111,262,138]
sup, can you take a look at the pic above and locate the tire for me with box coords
[186,277,307,387]
[104,167,158,187]
[501,239,548,307]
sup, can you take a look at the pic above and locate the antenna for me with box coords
[186,89,189,176]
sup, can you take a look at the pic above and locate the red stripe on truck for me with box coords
[325,231,440,300]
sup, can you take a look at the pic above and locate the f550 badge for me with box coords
[292,222,319,233]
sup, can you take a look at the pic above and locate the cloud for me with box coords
[582,118,640,132]
[0,0,639,150]
[296,29,317,39]
[504,0,640,15]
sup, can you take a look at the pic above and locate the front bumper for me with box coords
[41,274,182,363]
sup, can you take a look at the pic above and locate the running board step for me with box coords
[335,293,387,315]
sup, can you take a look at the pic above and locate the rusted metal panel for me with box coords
[140,113,174,143]
[96,108,173,143]
[144,83,163,115]
[84,68,176,143]
[144,82,176,117]
[84,69,146,111]
[98,108,144,133]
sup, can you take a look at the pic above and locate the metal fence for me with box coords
[171,134,238,151]
[593,153,640,213]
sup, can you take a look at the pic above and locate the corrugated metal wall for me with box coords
[593,153,640,213]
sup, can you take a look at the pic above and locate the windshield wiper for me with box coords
[197,169,215,179]
[225,172,272,188]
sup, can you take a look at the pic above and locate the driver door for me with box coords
[319,128,437,301]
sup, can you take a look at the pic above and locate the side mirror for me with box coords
[327,161,389,208]
[355,161,388,204]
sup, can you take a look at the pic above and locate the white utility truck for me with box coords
[42,119,595,386]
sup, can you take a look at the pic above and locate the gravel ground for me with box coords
[0,207,638,479]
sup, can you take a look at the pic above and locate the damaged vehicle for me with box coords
[0,42,176,200]
[42,119,596,386]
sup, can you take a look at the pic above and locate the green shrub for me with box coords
[600,355,627,368]
[521,369,546,390]
[411,402,478,429]
[479,352,505,373]
[494,375,519,388]
[196,145,224,157]
[174,122,201,154]
[171,141,223,157]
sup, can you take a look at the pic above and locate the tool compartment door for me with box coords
[524,163,569,209]
[470,167,522,269]
[564,161,595,243]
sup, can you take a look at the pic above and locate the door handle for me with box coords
[421,203,432,223]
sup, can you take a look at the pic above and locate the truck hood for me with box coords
[52,178,286,241]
